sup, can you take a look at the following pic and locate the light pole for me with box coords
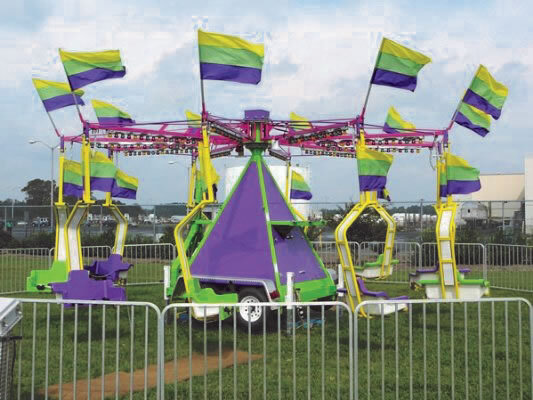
[168,160,191,199]
[28,139,58,231]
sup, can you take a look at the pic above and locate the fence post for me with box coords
[417,242,422,269]
[481,244,487,280]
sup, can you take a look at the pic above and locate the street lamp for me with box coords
[28,139,58,231]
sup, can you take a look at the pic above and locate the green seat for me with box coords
[26,260,68,293]
[457,274,490,287]
[362,253,399,269]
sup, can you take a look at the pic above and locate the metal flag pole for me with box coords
[360,37,383,123]
[446,65,479,130]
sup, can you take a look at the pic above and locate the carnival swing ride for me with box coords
[27,29,507,323]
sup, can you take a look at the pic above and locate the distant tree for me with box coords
[326,203,388,243]
[21,179,57,205]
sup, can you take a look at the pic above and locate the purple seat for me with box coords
[50,270,126,301]
[357,278,408,300]
[409,262,470,278]
[85,254,132,282]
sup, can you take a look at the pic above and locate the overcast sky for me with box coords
[2,0,531,205]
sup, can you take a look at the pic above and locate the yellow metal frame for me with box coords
[434,153,460,299]
[64,200,89,271]
[104,194,129,256]
[334,190,397,316]
[173,124,215,296]
[186,160,198,208]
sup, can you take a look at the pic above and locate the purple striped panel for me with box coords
[383,122,399,134]
[67,67,126,90]
[244,109,270,120]
[96,117,135,125]
[290,189,312,200]
[440,184,448,197]
[42,94,84,112]
[371,68,417,91]
[90,177,115,192]
[111,186,136,199]
[200,62,262,84]
[454,111,489,137]
[463,89,502,120]
[63,183,83,198]
[358,175,387,191]
[446,179,481,195]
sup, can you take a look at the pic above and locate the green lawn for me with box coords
[1,255,533,399]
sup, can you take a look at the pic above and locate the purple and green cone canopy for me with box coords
[190,159,325,285]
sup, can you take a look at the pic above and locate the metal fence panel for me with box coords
[124,243,175,285]
[312,241,359,271]
[161,301,353,400]
[360,241,421,283]
[421,242,486,279]
[10,299,161,400]
[354,298,533,400]
[0,248,50,295]
[487,244,533,292]
[50,245,113,268]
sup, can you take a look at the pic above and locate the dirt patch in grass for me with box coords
[45,349,261,400]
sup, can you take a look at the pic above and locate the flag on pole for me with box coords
[185,110,201,128]
[32,79,85,112]
[89,151,117,192]
[383,107,416,133]
[371,38,431,92]
[290,170,312,200]
[91,100,134,125]
[357,145,393,191]
[454,102,491,137]
[59,49,126,90]
[111,169,138,199]
[463,65,508,120]
[63,159,84,198]
[198,30,264,84]
[378,188,391,201]
[439,162,448,197]
[441,153,481,196]
[289,112,312,131]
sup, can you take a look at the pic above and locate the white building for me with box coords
[459,155,532,233]
[225,164,312,219]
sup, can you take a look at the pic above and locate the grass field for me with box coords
[1,255,533,399]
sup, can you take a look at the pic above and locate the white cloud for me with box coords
[2,0,532,203]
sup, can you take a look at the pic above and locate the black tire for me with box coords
[236,287,271,331]
[310,296,337,312]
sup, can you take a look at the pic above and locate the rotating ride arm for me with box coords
[103,194,128,256]
[334,197,366,316]
[368,201,397,279]
[419,154,489,299]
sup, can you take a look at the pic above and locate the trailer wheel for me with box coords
[236,287,270,331]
